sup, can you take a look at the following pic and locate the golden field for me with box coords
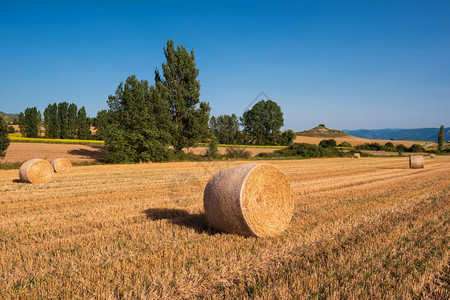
[0,157,449,298]
[295,135,426,147]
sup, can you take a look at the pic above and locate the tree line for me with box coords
[94,40,295,163]
[17,103,91,139]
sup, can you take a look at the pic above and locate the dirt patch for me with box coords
[1,143,104,163]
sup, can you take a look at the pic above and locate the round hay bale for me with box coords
[409,155,424,169]
[353,153,360,159]
[51,158,72,173]
[430,153,435,158]
[203,163,293,237]
[19,159,54,184]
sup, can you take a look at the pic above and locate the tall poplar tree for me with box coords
[67,103,78,138]
[43,103,60,138]
[18,107,41,138]
[438,125,444,152]
[58,102,69,139]
[156,40,210,151]
[76,106,90,139]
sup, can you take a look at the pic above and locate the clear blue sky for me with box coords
[1,0,449,130]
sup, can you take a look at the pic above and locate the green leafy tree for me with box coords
[205,134,219,158]
[210,114,240,144]
[157,40,210,151]
[18,107,41,138]
[384,142,394,148]
[241,100,284,145]
[100,75,172,163]
[67,103,78,138]
[438,125,444,152]
[17,112,25,135]
[410,144,424,153]
[0,115,10,158]
[43,103,60,138]
[8,126,15,134]
[76,106,91,139]
[278,129,296,146]
[319,139,337,148]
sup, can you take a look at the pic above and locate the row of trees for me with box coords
[43,102,90,139]
[17,103,90,139]
[18,107,42,138]
[209,101,296,146]
[95,40,210,163]
[95,40,295,163]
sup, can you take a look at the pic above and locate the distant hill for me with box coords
[0,111,19,123]
[344,127,450,142]
[297,124,349,138]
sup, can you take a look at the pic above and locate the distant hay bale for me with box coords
[19,159,54,184]
[203,163,293,237]
[354,153,360,159]
[430,154,435,158]
[51,158,72,173]
[409,155,424,169]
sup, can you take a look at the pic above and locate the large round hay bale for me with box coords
[430,153,435,158]
[19,159,54,184]
[203,163,293,237]
[409,155,424,169]
[353,153,360,159]
[51,158,72,173]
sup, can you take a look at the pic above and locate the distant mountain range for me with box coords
[343,127,450,142]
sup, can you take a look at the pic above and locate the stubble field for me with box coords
[0,157,448,298]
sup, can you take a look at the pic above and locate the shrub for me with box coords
[319,139,337,148]
[8,126,15,134]
[265,143,344,159]
[396,144,408,152]
[205,134,219,158]
[338,141,352,147]
[224,147,251,159]
[409,144,424,153]
[278,129,296,146]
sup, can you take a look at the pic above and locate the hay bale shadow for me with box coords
[67,147,104,160]
[143,208,217,235]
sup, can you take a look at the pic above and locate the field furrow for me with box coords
[0,157,448,298]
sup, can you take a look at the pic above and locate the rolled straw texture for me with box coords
[353,153,360,159]
[51,158,72,174]
[430,154,435,158]
[19,159,54,184]
[409,155,424,169]
[203,163,293,237]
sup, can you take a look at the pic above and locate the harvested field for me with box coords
[2,142,104,163]
[0,156,448,298]
[2,143,276,162]
[2,138,428,164]
[295,135,426,147]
